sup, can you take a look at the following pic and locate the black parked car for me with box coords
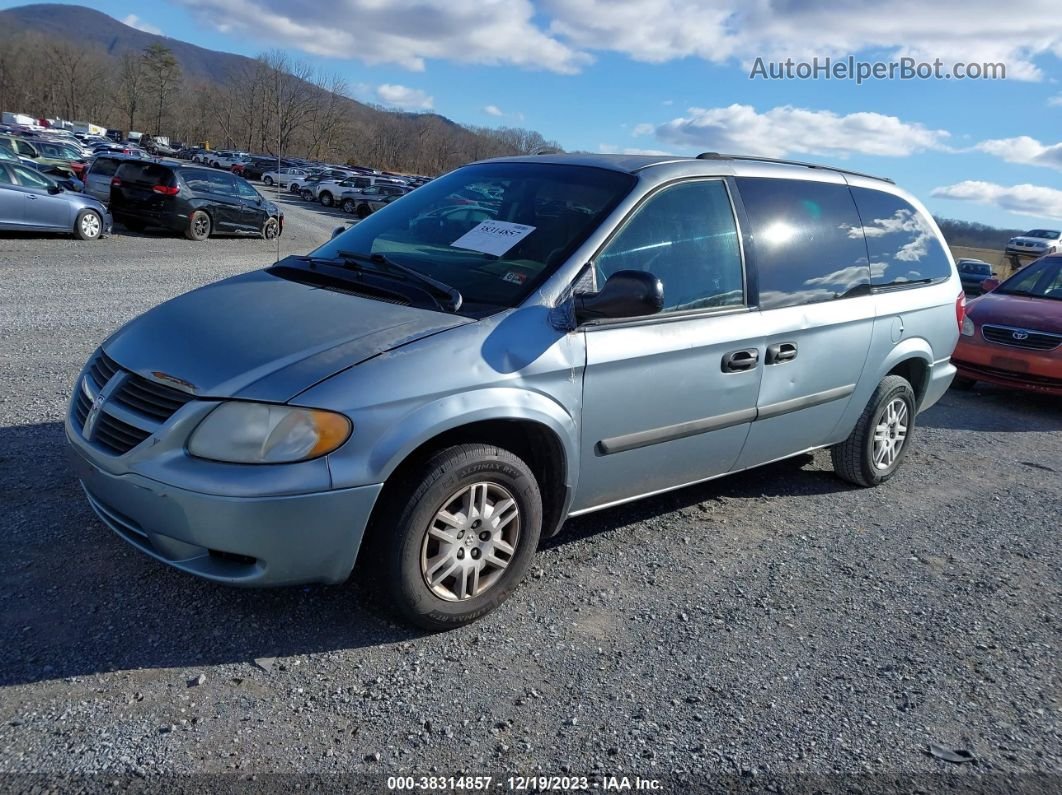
[110,161,283,241]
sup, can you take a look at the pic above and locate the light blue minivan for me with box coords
[66,153,962,628]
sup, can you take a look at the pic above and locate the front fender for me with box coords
[366,387,579,489]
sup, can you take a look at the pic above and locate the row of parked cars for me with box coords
[175,147,428,219]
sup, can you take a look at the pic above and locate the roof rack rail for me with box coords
[696,152,894,184]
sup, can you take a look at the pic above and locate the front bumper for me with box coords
[67,434,383,587]
[953,336,1062,396]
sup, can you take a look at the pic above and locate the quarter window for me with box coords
[849,187,953,286]
[736,177,870,308]
[595,180,745,313]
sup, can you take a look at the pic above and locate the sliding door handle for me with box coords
[722,348,759,372]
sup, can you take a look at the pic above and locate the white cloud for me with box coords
[932,181,1062,220]
[653,104,950,159]
[1050,95,1062,107]
[631,123,655,137]
[122,14,162,35]
[175,1,1062,78]
[483,105,504,117]
[376,84,434,110]
[543,0,1061,81]
[176,0,589,73]
[975,136,1062,171]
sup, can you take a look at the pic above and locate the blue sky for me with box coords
[4,0,1061,228]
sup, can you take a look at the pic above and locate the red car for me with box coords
[952,255,1062,395]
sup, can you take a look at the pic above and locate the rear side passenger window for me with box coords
[737,177,870,309]
[849,187,952,286]
[596,179,744,313]
[91,158,119,177]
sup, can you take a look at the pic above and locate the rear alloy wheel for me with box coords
[262,217,280,240]
[341,198,356,214]
[75,209,102,240]
[185,210,211,241]
[380,444,542,630]
[319,191,333,207]
[263,175,274,186]
[301,189,314,201]
[832,374,917,487]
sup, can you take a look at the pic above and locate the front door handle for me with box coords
[766,341,798,364]
[722,348,759,372]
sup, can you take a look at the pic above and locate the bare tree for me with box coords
[115,52,144,132]
[141,43,181,135]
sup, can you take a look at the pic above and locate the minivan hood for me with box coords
[104,266,471,402]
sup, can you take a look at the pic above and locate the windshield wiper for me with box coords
[337,250,463,312]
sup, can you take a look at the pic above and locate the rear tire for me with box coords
[263,175,274,186]
[832,375,917,488]
[300,189,313,201]
[185,210,211,241]
[319,191,333,207]
[377,444,542,631]
[75,209,102,240]
[341,198,356,214]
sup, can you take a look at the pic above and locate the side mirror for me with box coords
[47,185,62,195]
[981,278,1000,293]
[575,270,664,323]
[331,225,347,240]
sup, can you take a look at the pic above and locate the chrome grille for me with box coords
[112,372,194,420]
[74,388,91,427]
[981,324,1061,351]
[73,349,196,456]
[93,414,152,455]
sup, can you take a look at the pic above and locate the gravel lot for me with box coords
[0,196,1059,792]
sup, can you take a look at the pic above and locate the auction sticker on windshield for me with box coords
[451,220,536,257]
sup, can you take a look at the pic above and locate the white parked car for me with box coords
[261,167,308,189]
[304,174,407,207]
[210,151,251,170]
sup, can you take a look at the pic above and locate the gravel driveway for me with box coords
[1,197,1059,792]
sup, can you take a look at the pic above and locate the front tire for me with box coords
[356,204,371,220]
[75,209,102,240]
[263,175,274,186]
[341,198,356,214]
[951,375,976,391]
[185,210,211,241]
[832,375,917,487]
[380,444,542,631]
[319,191,333,207]
[262,217,279,240]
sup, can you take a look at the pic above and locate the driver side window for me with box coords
[596,179,744,313]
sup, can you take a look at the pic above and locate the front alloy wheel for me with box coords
[420,482,521,601]
[378,444,542,630]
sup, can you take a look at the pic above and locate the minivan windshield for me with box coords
[310,162,636,315]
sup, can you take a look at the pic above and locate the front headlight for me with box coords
[961,316,975,336]
[187,402,351,464]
